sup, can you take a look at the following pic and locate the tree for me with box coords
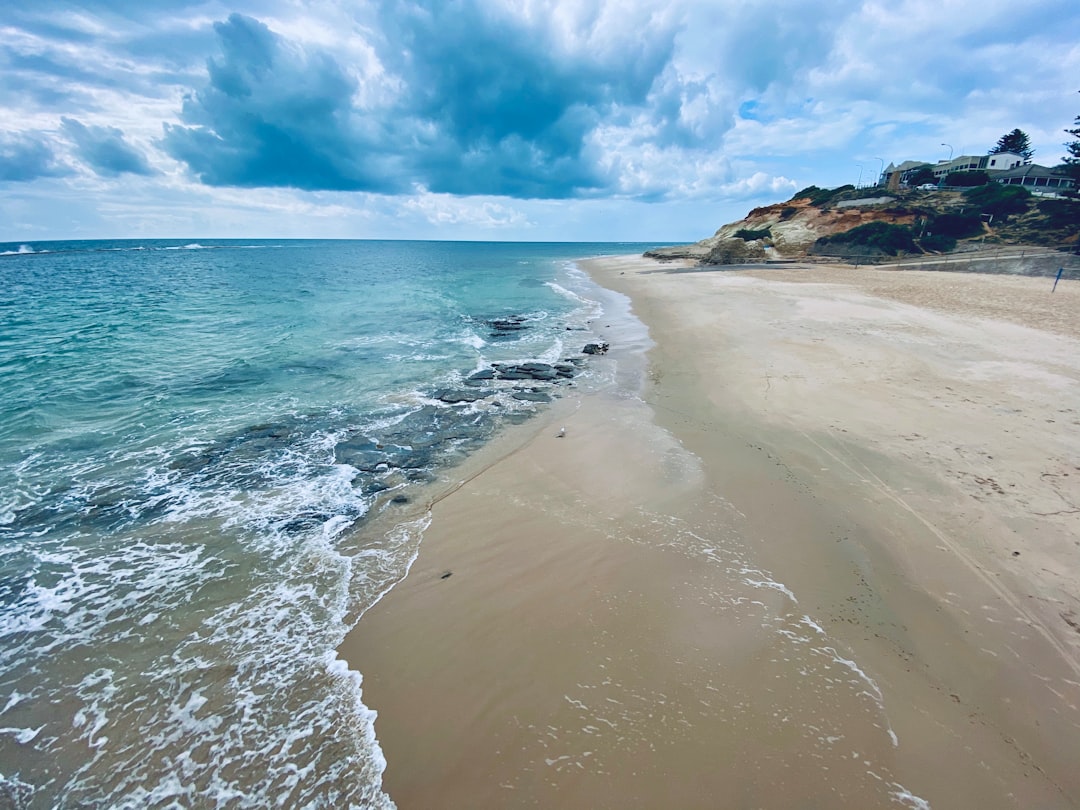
[990,128,1034,160]
[1064,112,1080,186]
[944,170,989,187]
[907,167,938,186]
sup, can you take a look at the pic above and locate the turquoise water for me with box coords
[0,239,653,807]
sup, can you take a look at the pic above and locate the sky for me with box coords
[2,0,1078,243]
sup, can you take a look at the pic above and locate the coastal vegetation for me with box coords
[790,184,857,207]
[1064,111,1080,189]
[810,221,915,256]
[733,227,772,241]
[944,169,990,187]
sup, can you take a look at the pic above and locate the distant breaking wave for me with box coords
[0,244,40,256]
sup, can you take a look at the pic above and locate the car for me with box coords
[918,183,938,190]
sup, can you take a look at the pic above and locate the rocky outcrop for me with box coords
[645,193,926,262]
[702,239,768,265]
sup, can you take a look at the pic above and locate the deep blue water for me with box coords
[0,239,655,807]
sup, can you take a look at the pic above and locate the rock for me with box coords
[582,342,609,355]
[492,362,560,381]
[433,389,486,404]
[485,316,529,339]
[467,368,497,380]
[334,437,431,471]
[496,369,534,380]
[517,362,558,380]
[512,390,553,403]
[702,238,767,265]
[643,244,712,260]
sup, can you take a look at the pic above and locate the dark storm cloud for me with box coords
[375,0,676,196]
[162,6,678,198]
[0,132,68,182]
[162,14,405,192]
[61,118,154,176]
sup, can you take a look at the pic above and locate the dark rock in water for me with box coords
[391,495,410,504]
[562,357,586,366]
[496,369,534,380]
[278,510,337,535]
[485,316,529,339]
[518,362,558,381]
[553,363,577,378]
[492,362,561,381]
[468,368,497,381]
[244,423,293,440]
[434,389,487,404]
[512,390,553,403]
[333,437,386,471]
[334,437,432,472]
[582,342,609,355]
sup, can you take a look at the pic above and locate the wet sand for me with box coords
[341,257,1080,809]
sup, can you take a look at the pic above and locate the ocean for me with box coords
[0,239,656,807]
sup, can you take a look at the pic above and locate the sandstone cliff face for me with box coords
[713,198,917,255]
[646,194,922,262]
[645,187,1076,265]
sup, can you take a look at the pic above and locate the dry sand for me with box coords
[342,257,1080,809]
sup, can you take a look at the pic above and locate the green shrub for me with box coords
[928,212,983,239]
[963,183,1032,220]
[733,227,772,241]
[919,233,957,252]
[944,171,990,187]
[791,185,823,201]
[1036,199,1080,229]
[789,185,856,206]
[907,167,937,187]
[814,221,917,256]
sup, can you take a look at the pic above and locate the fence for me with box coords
[808,244,1080,275]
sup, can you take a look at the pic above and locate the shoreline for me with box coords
[341,256,1080,808]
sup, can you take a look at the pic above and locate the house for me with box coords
[984,152,1026,171]
[930,151,1026,180]
[993,163,1075,193]
[881,160,932,186]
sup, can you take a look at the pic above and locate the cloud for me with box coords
[3,0,1080,240]
[162,13,403,192]
[0,131,68,182]
[61,117,154,176]
[376,0,679,197]
[162,4,683,198]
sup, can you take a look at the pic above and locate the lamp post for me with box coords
[875,157,885,187]
[941,143,953,162]
[856,163,863,187]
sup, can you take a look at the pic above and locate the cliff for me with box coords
[648,185,1079,265]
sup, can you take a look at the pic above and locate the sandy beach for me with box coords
[342,256,1080,809]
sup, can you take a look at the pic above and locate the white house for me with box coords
[931,151,1026,179]
[984,152,1025,171]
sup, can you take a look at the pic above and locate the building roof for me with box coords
[992,163,1070,180]
[894,160,930,172]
